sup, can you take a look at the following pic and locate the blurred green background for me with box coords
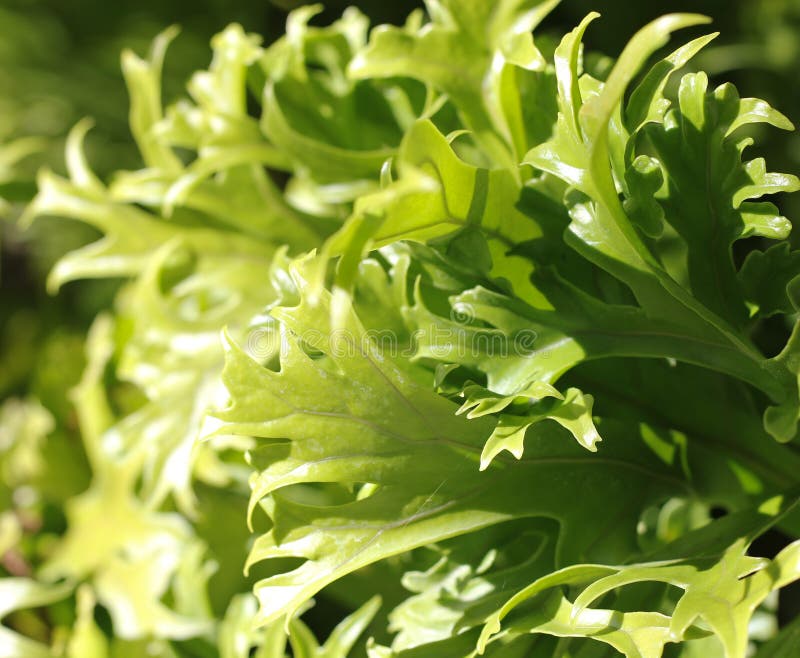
[1,0,798,472]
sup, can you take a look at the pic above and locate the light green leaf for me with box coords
[350,0,559,166]
[645,75,800,326]
[525,12,800,440]
[313,595,381,658]
[40,317,212,641]
[481,495,800,658]
[321,120,541,303]
[479,387,600,469]
[0,578,71,658]
[625,32,719,136]
[261,83,395,182]
[65,586,109,658]
[622,155,665,238]
[0,396,53,489]
[121,25,182,172]
[215,270,690,626]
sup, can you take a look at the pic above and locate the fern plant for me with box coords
[3,2,800,657]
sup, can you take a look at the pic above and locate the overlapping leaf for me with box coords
[350,0,558,166]
[524,12,800,441]
[11,4,800,658]
[214,267,700,626]
[480,495,800,658]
